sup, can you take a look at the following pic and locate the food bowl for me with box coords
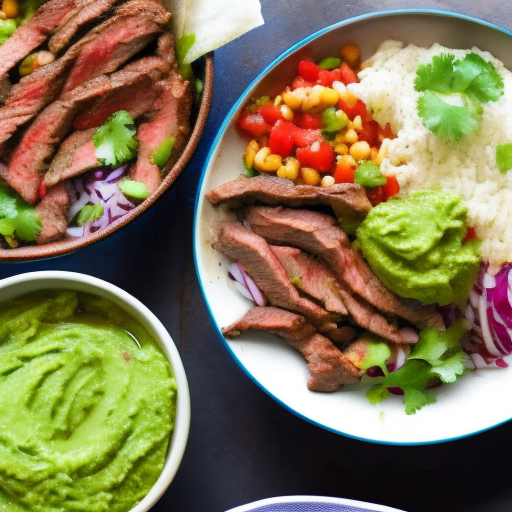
[0,270,190,511]
[194,10,512,445]
[0,44,213,262]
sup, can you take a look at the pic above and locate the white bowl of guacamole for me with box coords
[0,270,191,512]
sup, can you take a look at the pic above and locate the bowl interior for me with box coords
[194,10,512,445]
[0,52,213,262]
[0,271,191,510]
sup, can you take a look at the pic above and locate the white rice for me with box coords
[348,40,512,266]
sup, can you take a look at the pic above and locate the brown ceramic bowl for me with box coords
[0,53,213,262]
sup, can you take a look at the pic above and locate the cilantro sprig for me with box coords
[0,182,41,247]
[93,110,138,167]
[415,52,504,143]
[361,319,471,415]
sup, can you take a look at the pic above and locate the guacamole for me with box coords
[0,289,177,512]
[356,191,480,306]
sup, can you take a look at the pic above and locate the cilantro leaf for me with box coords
[0,182,41,243]
[354,161,386,187]
[361,319,471,414]
[496,143,512,173]
[415,52,504,143]
[93,110,138,167]
[417,90,480,143]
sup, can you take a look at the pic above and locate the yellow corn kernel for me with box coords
[340,43,361,69]
[339,154,357,168]
[282,86,308,110]
[370,147,379,163]
[345,128,358,144]
[277,157,300,181]
[338,89,358,108]
[301,166,321,186]
[374,138,390,165]
[334,143,348,155]
[352,115,363,131]
[321,175,335,187]
[274,95,282,107]
[243,140,259,169]
[2,0,18,18]
[280,104,294,121]
[253,147,282,172]
[302,85,339,112]
[349,140,371,161]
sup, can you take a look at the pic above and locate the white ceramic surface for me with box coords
[194,10,512,445]
[0,270,191,511]
[225,495,407,512]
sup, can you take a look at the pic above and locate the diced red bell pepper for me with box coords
[464,226,478,242]
[298,60,320,82]
[381,175,400,201]
[238,109,270,137]
[333,158,356,183]
[294,112,323,130]
[292,125,323,148]
[296,141,334,173]
[268,120,295,157]
[259,102,284,125]
[358,119,380,146]
[338,96,369,121]
[340,62,358,85]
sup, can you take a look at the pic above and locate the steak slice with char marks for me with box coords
[48,0,123,53]
[0,0,77,79]
[206,174,372,225]
[34,182,69,245]
[212,221,342,334]
[61,0,171,94]
[270,245,348,316]
[0,53,78,150]
[129,71,192,194]
[245,205,444,331]
[44,128,98,186]
[222,306,362,392]
[2,56,169,204]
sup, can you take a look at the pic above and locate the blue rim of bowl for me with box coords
[223,494,407,512]
[193,9,512,446]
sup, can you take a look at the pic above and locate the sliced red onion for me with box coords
[228,261,267,306]
[66,165,135,237]
[465,262,512,368]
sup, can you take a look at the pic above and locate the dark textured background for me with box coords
[2,2,512,511]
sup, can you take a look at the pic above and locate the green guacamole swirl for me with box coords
[356,191,480,306]
[0,289,177,512]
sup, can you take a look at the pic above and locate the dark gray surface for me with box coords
[1,1,512,511]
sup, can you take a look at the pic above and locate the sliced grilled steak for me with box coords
[0,53,78,149]
[48,0,122,53]
[0,0,77,78]
[270,245,348,316]
[71,73,161,130]
[222,306,361,391]
[130,71,192,194]
[44,128,98,186]
[245,205,444,330]
[212,221,341,333]
[61,0,171,94]
[4,56,169,204]
[35,182,69,244]
[206,175,372,224]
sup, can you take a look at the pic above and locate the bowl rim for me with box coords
[193,8,512,446]
[224,495,407,512]
[0,52,214,263]
[0,270,191,511]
